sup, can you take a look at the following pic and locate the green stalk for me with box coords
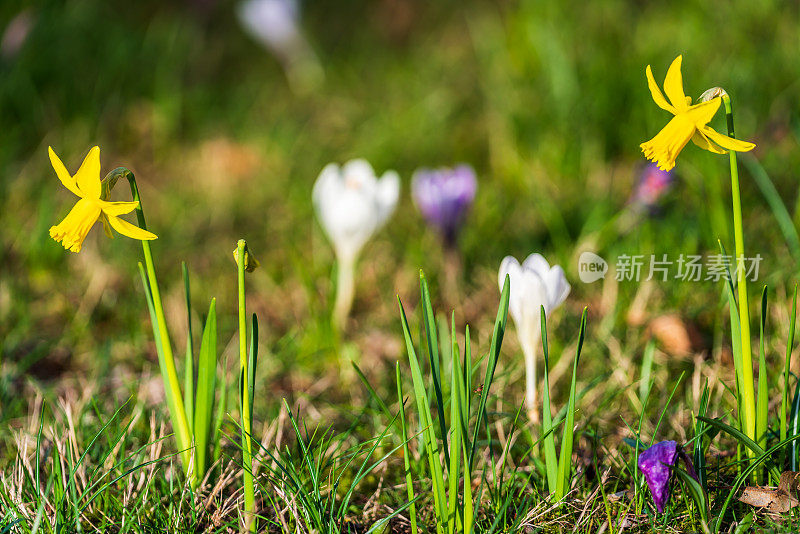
[782,285,797,445]
[723,94,756,446]
[237,239,256,532]
[125,171,192,476]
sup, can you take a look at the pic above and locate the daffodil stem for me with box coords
[723,95,756,448]
[125,172,193,481]
[237,239,256,533]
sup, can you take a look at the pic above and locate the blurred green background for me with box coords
[2,0,800,422]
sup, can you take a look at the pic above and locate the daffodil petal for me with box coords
[691,130,726,154]
[99,200,139,217]
[48,147,82,197]
[106,214,157,241]
[645,65,676,114]
[75,146,102,199]
[663,55,688,111]
[685,97,721,128]
[700,126,756,152]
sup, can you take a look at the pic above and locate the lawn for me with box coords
[3,0,800,532]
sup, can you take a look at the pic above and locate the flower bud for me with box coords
[233,245,260,272]
[699,86,728,103]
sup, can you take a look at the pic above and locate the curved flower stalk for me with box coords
[640,55,755,171]
[313,159,399,331]
[498,253,570,422]
[48,146,156,252]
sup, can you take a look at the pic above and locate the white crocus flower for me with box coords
[237,0,323,92]
[313,159,400,330]
[499,253,570,422]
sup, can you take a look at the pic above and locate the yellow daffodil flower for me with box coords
[49,146,157,252]
[640,55,755,171]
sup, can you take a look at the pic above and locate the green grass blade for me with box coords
[555,307,588,502]
[743,154,800,263]
[694,381,710,493]
[469,274,510,472]
[791,378,800,470]
[672,465,709,532]
[420,273,449,468]
[782,285,797,445]
[193,298,217,482]
[696,416,780,481]
[248,313,258,422]
[719,242,745,402]
[639,340,655,404]
[398,296,447,532]
[396,362,418,534]
[712,433,800,533]
[182,262,194,428]
[757,286,768,451]
[353,361,395,424]
[213,361,227,466]
[540,306,558,495]
[447,313,463,534]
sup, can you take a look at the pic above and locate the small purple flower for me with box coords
[631,163,673,210]
[637,440,698,513]
[411,165,477,246]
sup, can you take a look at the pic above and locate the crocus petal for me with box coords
[99,200,139,217]
[74,146,102,200]
[499,256,524,326]
[375,170,400,226]
[313,159,399,263]
[542,265,570,311]
[645,65,676,114]
[690,130,726,154]
[106,214,157,241]
[342,159,377,188]
[522,253,551,278]
[663,55,688,111]
[638,440,679,513]
[48,146,82,197]
[700,126,756,152]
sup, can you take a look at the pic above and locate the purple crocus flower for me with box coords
[631,163,673,211]
[637,440,698,513]
[411,164,477,246]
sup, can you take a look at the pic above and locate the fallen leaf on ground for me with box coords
[739,471,800,513]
